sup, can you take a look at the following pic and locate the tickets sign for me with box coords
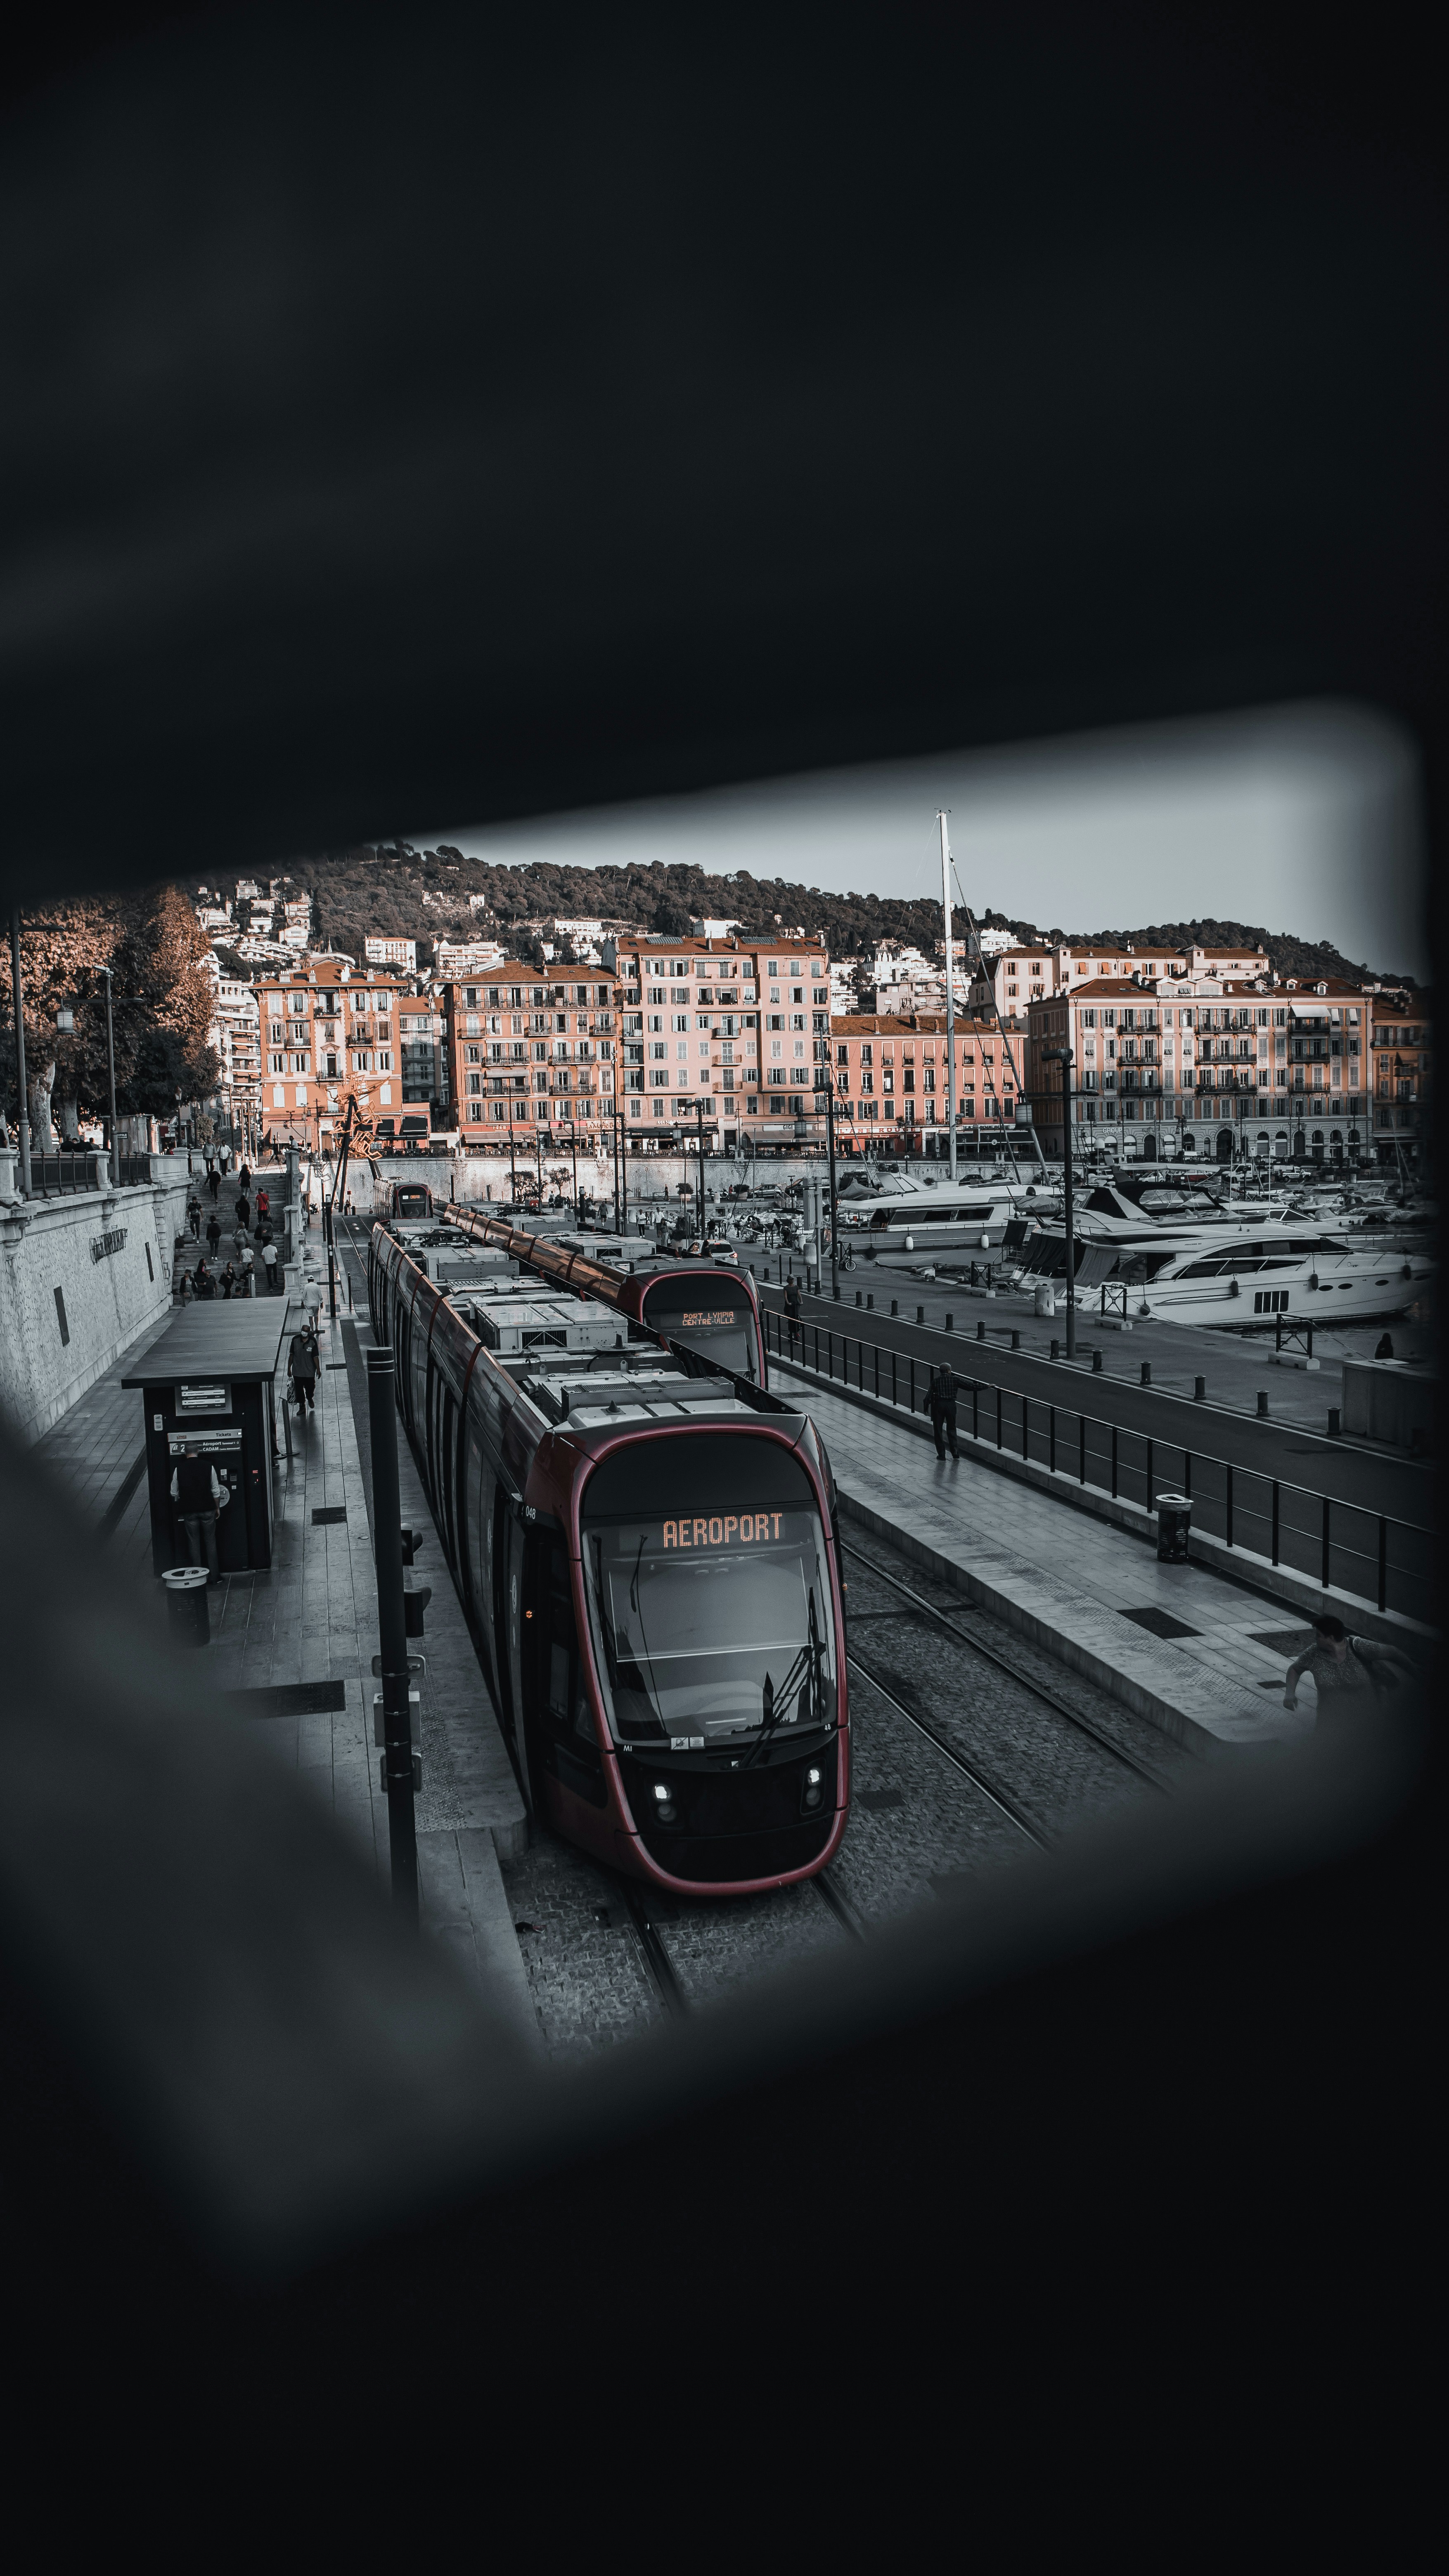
[662,1511,784,1548]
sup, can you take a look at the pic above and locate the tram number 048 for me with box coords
[662,1513,784,1548]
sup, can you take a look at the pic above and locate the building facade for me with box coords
[1027,972,1373,1160]
[1370,993,1432,1168]
[254,959,402,1149]
[969,938,1270,1018]
[365,936,419,972]
[610,932,831,1142]
[830,1013,1028,1151]
[444,963,619,1148]
[399,990,451,1126]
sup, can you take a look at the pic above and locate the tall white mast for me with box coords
[939,810,957,1180]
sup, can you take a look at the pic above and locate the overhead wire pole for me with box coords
[951,866,1039,1182]
[938,810,958,1182]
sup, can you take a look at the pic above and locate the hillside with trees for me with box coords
[178,848,1423,990]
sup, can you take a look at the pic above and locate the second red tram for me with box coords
[368,1224,848,1894]
[439,1205,768,1384]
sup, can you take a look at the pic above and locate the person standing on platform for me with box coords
[261,1238,279,1293]
[289,1325,318,1412]
[928,1361,960,1460]
[784,1273,802,1354]
[170,1440,227,1584]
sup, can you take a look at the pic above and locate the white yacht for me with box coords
[834,1166,1058,1256]
[1013,1217,1433,1329]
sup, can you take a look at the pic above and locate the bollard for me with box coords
[161,1565,210,1648]
[1256,1391,1269,1418]
[1140,1361,1151,1386]
[855,1289,862,1308]
[867,1291,874,1309]
[1010,1330,1020,1351]
[1050,1338,1059,1360]
[916,1305,924,1324]
[1328,1407,1341,1438]
[1091,1351,1103,1373]
[890,1297,899,1317]
[945,1313,953,1333]
[1194,1375,1206,1402]
[977,1319,986,1342]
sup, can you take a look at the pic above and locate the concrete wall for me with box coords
[1341,1359,1435,1449]
[0,1155,193,1444]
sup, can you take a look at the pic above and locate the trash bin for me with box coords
[161,1565,211,1646]
[1155,1493,1191,1565]
[1034,1282,1056,1317]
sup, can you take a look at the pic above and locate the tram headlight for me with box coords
[652,1782,678,1825]
[802,1764,824,1814]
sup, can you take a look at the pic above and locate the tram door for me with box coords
[492,1483,517,1746]
[520,1527,603,1808]
[426,1365,457,1553]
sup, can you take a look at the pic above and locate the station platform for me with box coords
[771,1362,1331,1756]
[35,1233,534,2046]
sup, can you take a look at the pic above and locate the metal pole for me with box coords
[1045,1045,1076,1357]
[826,1072,839,1299]
[366,1346,419,1925]
[939,811,957,1182]
[8,907,32,1197]
[102,966,118,1160]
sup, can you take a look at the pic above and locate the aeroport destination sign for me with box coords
[662,1511,784,1548]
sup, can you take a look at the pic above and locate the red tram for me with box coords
[440,1205,769,1384]
[368,1225,848,1893]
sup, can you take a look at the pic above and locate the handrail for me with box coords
[758,1303,1432,1627]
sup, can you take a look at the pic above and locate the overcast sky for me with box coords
[412,700,1428,979]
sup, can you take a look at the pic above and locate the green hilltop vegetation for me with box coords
[185,848,1422,991]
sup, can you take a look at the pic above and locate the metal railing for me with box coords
[760,1307,1432,1627]
[26,1151,107,1196]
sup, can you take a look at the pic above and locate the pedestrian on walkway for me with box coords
[784,1273,802,1352]
[170,1440,228,1583]
[207,1165,222,1202]
[194,1259,217,1300]
[289,1324,318,1412]
[238,1161,252,1196]
[186,1192,202,1238]
[256,1186,270,1223]
[205,1211,223,1258]
[235,1193,251,1231]
[1283,1616,1415,1725]
[223,1260,242,1298]
[261,1239,279,1292]
[178,1264,194,1305]
[231,1220,248,1258]
[1374,1333,1395,1361]
[928,1360,960,1460]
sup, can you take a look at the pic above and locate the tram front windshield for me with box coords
[640,1279,759,1381]
[581,1442,833,1746]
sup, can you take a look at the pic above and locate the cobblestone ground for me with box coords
[500,1830,663,2059]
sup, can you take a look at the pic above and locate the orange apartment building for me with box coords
[445,962,621,1146]
[256,958,404,1150]
[1027,971,1375,1161]
[829,1013,1028,1151]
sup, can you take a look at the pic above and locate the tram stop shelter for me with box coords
[123,1305,292,1577]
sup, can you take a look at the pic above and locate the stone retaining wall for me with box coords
[0,1156,194,1444]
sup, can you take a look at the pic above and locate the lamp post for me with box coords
[822,1071,839,1297]
[1042,1045,1076,1357]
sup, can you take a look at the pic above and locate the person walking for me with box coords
[207,1163,222,1202]
[194,1258,217,1299]
[1283,1615,1415,1726]
[235,1192,251,1231]
[205,1209,222,1259]
[170,1439,228,1584]
[178,1263,194,1305]
[240,1242,256,1295]
[238,1161,252,1196]
[220,1260,239,1300]
[289,1324,318,1413]
[1374,1333,1395,1361]
[186,1191,203,1238]
[928,1360,960,1460]
[783,1272,802,1354]
[256,1186,270,1224]
[261,1238,279,1293]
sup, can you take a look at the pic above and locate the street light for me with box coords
[1042,1046,1076,1357]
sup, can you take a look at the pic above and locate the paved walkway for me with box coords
[36,1227,535,2045]
[775,1368,1331,1757]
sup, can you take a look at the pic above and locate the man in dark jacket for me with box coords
[205,1210,223,1258]
[170,1441,227,1582]
[289,1325,318,1411]
[783,1274,802,1351]
[235,1193,251,1231]
[928,1360,959,1460]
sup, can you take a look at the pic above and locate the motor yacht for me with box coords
[1011,1217,1434,1329]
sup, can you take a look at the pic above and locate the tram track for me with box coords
[846,1651,1052,1849]
[841,1539,1171,1795]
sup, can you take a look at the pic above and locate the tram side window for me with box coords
[526,1530,604,1797]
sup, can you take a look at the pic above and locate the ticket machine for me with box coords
[123,1306,291,1575]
